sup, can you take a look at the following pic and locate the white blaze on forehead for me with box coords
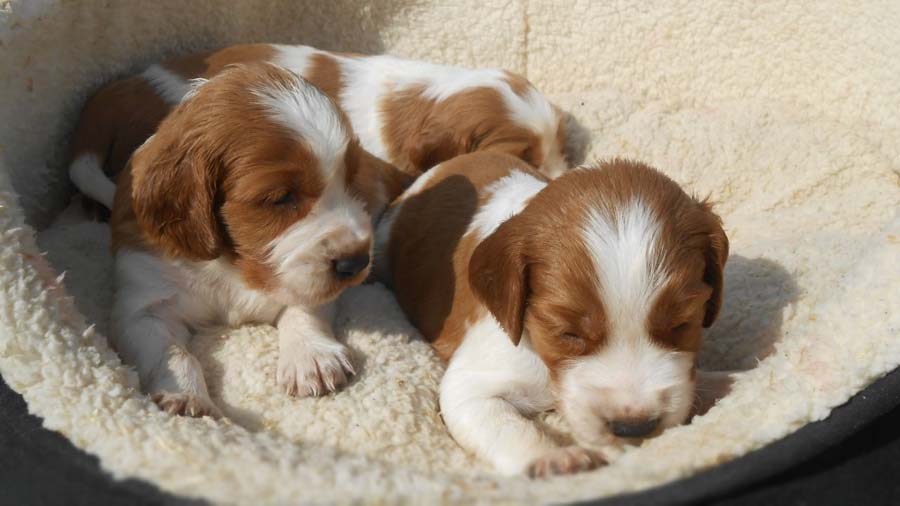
[142,64,194,105]
[254,77,349,181]
[471,170,547,240]
[581,199,669,335]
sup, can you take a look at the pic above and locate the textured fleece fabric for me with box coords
[1,1,899,504]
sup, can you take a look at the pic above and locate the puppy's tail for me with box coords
[67,83,124,210]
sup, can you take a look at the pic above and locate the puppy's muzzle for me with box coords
[607,417,660,438]
[332,254,370,280]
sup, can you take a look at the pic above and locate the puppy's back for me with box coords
[380,152,543,358]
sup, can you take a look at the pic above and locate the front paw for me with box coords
[526,446,606,478]
[151,392,222,418]
[277,343,356,397]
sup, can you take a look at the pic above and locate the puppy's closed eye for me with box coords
[268,191,298,208]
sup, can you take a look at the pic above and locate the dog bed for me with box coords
[1,1,899,504]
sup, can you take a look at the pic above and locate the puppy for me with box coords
[109,63,398,416]
[376,152,728,477]
[67,43,568,214]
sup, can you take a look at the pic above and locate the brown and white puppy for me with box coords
[375,152,728,477]
[68,43,569,215]
[110,63,397,416]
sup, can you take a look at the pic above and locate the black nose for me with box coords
[608,418,661,438]
[332,254,370,280]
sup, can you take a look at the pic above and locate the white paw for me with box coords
[277,343,356,397]
[151,391,222,418]
[526,446,606,478]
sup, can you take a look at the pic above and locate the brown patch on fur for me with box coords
[381,85,545,175]
[387,152,544,360]
[386,155,728,381]
[304,53,344,103]
[113,64,343,295]
[503,70,532,97]
[162,44,277,79]
[67,75,170,192]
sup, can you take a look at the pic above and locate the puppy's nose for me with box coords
[608,417,660,438]
[332,254,370,280]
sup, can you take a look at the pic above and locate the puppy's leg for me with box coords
[440,361,605,478]
[276,302,355,397]
[113,311,220,418]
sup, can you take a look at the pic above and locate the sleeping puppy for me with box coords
[68,43,569,215]
[109,63,406,416]
[375,152,728,477]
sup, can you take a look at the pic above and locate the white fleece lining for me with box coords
[2,1,900,504]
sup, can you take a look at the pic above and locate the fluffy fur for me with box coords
[108,63,379,416]
[64,43,568,218]
[2,0,899,504]
[378,154,727,477]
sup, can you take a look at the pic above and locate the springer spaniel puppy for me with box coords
[375,152,729,477]
[68,43,569,215]
[108,63,407,416]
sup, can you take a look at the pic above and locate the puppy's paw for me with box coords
[526,446,606,478]
[277,343,355,397]
[151,392,222,418]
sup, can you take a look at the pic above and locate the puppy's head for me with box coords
[131,63,376,307]
[469,160,728,448]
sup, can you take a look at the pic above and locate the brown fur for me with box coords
[161,44,277,79]
[381,85,545,175]
[112,64,363,296]
[386,155,728,381]
[70,46,559,220]
[68,76,170,190]
[386,152,545,360]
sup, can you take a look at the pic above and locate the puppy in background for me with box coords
[67,43,570,216]
[108,63,397,416]
[376,152,728,477]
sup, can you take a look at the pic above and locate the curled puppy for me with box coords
[109,63,396,416]
[376,152,728,477]
[67,43,568,215]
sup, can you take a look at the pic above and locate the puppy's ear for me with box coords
[408,126,466,174]
[699,201,729,327]
[345,140,415,217]
[468,216,529,345]
[131,134,224,261]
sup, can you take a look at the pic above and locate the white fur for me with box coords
[439,316,556,475]
[277,302,355,396]
[268,178,371,307]
[68,153,115,208]
[270,46,565,175]
[582,200,669,328]
[435,170,572,475]
[110,245,357,408]
[141,64,193,105]
[254,76,349,180]
[554,199,693,445]
[471,170,546,239]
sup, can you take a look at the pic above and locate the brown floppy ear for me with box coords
[345,140,416,215]
[700,201,729,327]
[408,126,466,173]
[468,216,529,345]
[131,137,224,261]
